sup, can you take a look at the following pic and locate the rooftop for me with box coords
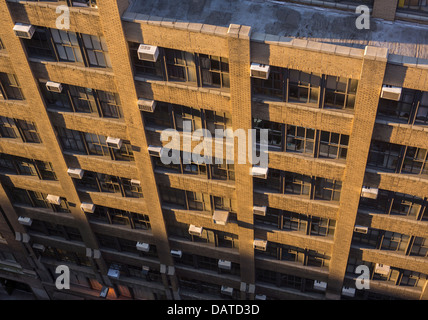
[127,0,428,59]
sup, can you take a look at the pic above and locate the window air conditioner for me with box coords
[354,225,368,234]
[13,23,35,39]
[131,179,141,187]
[170,250,182,258]
[253,206,267,216]
[46,194,61,205]
[106,137,122,149]
[381,85,402,101]
[253,239,267,251]
[250,166,268,179]
[67,168,84,179]
[137,44,159,62]
[255,294,266,300]
[80,202,95,213]
[374,263,390,276]
[361,186,378,199]
[107,267,120,279]
[45,81,63,93]
[138,98,156,113]
[218,259,232,270]
[188,224,203,237]
[18,216,32,226]
[250,63,270,80]
[342,286,356,297]
[314,280,327,291]
[212,210,229,226]
[136,242,150,252]
[148,145,162,157]
[221,286,233,296]
[32,243,45,252]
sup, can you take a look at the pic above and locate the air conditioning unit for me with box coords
[354,225,368,234]
[342,286,356,297]
[170,249,182,258]
[188,224,203,237]
[18,216,32,226]
[250,63,270,80]
[15,232,30,243]
[138,98,156,113]
[67,168,84,179]
[250,166,268,179]
[218,259,232,270]
[106,137,122,149]
[32,243,45,252]
[46,194,61,205]
[80,202,95,213]
[136,242,150,252]
[361,186,378,199]
[137,44,159,62]
[148,145,162,157]
[253,206,267,216]
[131,179,141,187]
[212,210,229,226]
[381,85,402,101]
[374,263,390,276]
[45,81,63,93]
[255,294,266,300]
[314,280,327,291]
[253,239,267,251]
[107,267,120,279]
[13,23,35,39]
[221,286,233,296]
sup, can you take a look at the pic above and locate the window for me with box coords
[284,171,312,196]
[0,116,19,138]
[56,127,133,161]
[410,237,428,258]
[97,91,122,118]
[25,27,54,59]
[199,54,230,89]
[41,81,122,119]
[401,147,428,175]
[129,42,163,78]
[68,86,98,114]
[415,92,428,125]
[81,34,111,68]
[319,131,349,159]
[288,70,321,105]
[323,76,358,110]
[252,66,285,100]
[205,110,232,136]
[314,178,342,201]
[165,49,197,84]
[0,73,24,100]
[0,154,57,180]
[286,125,315,155]
[282,211,308,233]
[377,88,416,122]
[56,126,86,153]
[211,162,235,181]
[310,217,336,237]
[380,231,410,253]
[51,29,83,63]
[367,140,402,171]
[0,117,41,143]
[186,191,211,212]
[174,105,202,132]
[253,118,283,150]
[390,193,423,218]
[16,119,41,143]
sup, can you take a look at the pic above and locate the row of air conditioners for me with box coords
[46,194,95,213]
[8,24,404,103]
[136,43,272,82]
[313,281,357,297]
